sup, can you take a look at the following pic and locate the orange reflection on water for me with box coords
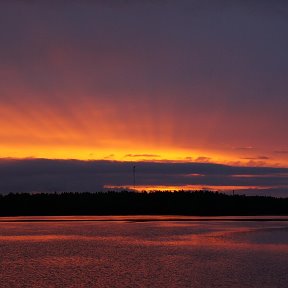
[0,219,287,253]
[0,216,287,288]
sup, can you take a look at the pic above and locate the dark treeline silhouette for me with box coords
[0,191,287,216]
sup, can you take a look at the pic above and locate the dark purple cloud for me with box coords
[241,156,270,160]
[0,158,287,196]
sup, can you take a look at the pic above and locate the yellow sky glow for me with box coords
[0,97,287,167]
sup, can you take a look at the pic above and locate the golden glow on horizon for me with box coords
[104,185,267,192]
[0,145,229,163]
[0,98,287,166]
[0,144,286,167]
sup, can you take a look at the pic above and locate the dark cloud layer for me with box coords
[0,159,287,196]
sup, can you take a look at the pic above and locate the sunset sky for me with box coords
[0,1,288,195]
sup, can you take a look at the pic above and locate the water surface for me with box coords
[0,216,287,288]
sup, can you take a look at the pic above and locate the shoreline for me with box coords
[1,215,288,222]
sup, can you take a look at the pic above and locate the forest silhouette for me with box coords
[0,191,287,216]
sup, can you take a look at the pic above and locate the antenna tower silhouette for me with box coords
[133,165,136,190]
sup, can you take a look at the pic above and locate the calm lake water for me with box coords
[0,216,287,288]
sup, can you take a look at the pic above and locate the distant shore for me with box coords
[1,216,288,222]
[0,191,287,217]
